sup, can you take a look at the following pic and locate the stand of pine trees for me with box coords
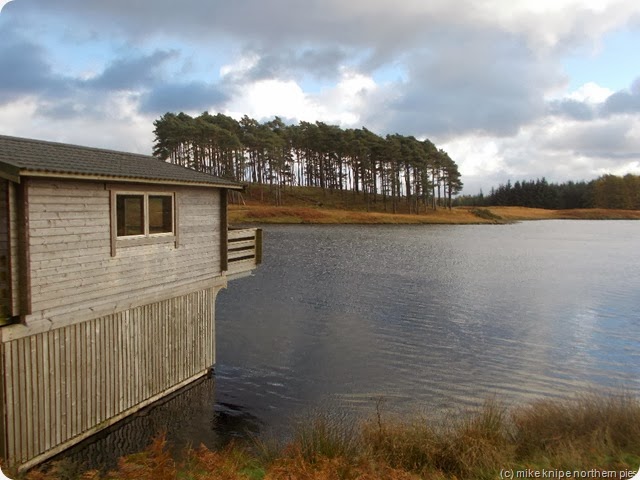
[152,112,463,210]
[455,175,640,210]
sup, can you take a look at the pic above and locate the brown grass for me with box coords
[20,393,640,480]
[511,393,640,468]
[230,204,640,225]
[228,186,640,224]
[229,205,500,225]
[476,206,640,221]
[363,401,513,479]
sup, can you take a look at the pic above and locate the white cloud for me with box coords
[219,53,259,79]
[440,136,506,178]
[314,69,378,125]
[0,97,40,136]
[224,78,318,122]
[445,105,640,194]
[0,93,155,153]
[567,82,614,103]
[479,0,638,51]
[223,65,378,126]
[595,161,640,176]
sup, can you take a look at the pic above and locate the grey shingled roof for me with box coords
[0,134,242,188]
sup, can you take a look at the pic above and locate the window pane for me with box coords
[116,195,144,236]
[149,195,173,234]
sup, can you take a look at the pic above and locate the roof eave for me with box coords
[0,161,21,183]
[19,170,245,189]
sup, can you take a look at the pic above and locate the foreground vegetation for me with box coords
[17,393,640,480]
[228,185,640,224]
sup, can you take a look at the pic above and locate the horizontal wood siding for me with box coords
[27,179,221,317]
[0,180,9,322]
[227,228,261,276]
[0,289,215,467]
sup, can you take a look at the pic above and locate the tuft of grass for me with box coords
[511,393,640,468]
[470,208,504,222]
[287,413,360,464]
[182,443,257,480]
[362,400,512,479]
[435,400,512,479]
[363,413,438,473]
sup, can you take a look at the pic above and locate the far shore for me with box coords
[229,204,640,225]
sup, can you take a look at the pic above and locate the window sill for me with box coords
[116,235,177,250]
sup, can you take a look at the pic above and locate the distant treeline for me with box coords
[455,174,640,210]
[152,112,462,211]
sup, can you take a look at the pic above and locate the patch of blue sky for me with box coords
[146,35,238,82]
[13,10,121,80]
[46,34,233,87]
[371,62,407,86]
[297,77,327,95]
[48,38,117,80]
[296,60,406,97]
[563,27,640,93]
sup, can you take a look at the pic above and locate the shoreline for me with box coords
[229,204,640,225]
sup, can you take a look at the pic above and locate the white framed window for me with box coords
[110,190,178,255]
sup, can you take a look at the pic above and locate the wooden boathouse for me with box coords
[0,135,262,469]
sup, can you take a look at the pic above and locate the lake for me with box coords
[60,220,640,467]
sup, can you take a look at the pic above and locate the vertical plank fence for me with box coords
[0,288,216,468]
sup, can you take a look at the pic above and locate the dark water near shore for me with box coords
[59,221,640,469]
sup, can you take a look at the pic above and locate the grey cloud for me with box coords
[88,50,178,91]
[543,119,639,159]
[139,82,228,114]
[547,99,595,121]
[6,0,464,66]
[8,0,635,74]
[0,33,67,103]
[10,0,338,44]
[36,93,126,120]
[227,47,350,84]
[364,30,559,138]
[545,78,640,121]
[38,100,89,119]
[600,80,640,116]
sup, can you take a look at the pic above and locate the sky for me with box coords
[0,0,639,194]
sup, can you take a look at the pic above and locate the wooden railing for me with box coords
[226,228,262,279]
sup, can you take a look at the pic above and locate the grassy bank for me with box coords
[18,393,640,480]
[229,186,640,224]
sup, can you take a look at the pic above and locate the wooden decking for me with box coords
[227,228,262,280]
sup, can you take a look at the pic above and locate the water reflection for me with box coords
[50,374,260,471]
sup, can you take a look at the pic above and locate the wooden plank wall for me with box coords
[9,182,19,316]
[26,179,221,320]
[0,180,9,321]
[0,288,215,467]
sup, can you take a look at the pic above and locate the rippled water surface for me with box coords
[215,221,640,429]
[63,221,640,467]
